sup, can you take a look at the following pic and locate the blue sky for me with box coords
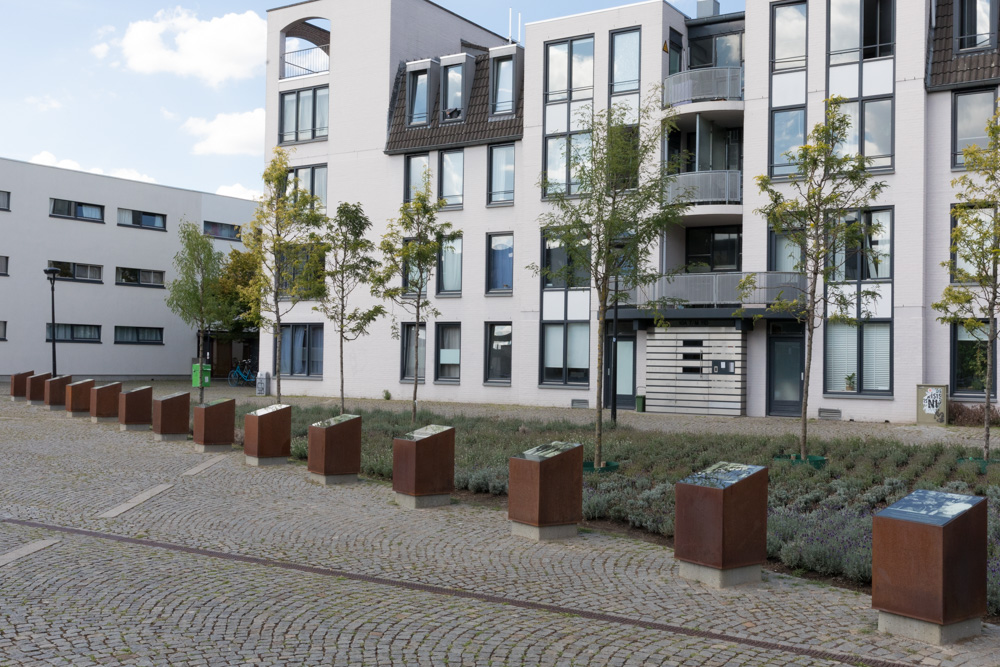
[0,0,743,199]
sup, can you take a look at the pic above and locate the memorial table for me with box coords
[193,399,235,453]
[44,375,73,411]
[90,383,122,423]
[508,441,582,540]
[308,414,362,485]
[10,370,33,402]
[26,373,51,405]
[243,404,291,466]
[392,424,454,509]
[64,379,94,417]
[152,392,190,441]
[675,462,768,588]
[119,386,153,431]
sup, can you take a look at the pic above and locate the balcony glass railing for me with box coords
[667,170,741,205]
[629,272,806,308]
[664,67,743,106]
[281,45,330,79]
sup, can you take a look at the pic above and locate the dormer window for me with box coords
[492,57,514,114]
[443,64,463,120]
[409,71,429,124]
[958,0,996,50]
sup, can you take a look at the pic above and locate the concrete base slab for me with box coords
[395,492,450,509]
[91,416,118,424]
[11,396,26,402]
[120,424,150,432]
[878,611,981,645]
[153,433,188,442]
[45,405,65,411]
[66,411,90,418]
[310,472,359,486]
[28,400,45,406]
[679,561,761,589]
[245,455,287,467]
[511,522,578,541]
[194,443,232,453]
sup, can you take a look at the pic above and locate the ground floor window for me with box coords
[46,323,101,343]
[952,323,997,396]
[436,323,461,381]
[825,320,891,394]
[279,324,323,376]
[486,323,512,383]
[401,322,426,381]
[542,321,590,384]
[114,326,164,344]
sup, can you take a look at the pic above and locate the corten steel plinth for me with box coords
[872,490,986,645]
[153,392,190,441]
[119,386,153,431]
[243,404,291,466]
[508,442,583,540]
[43,375,73,411]
[26,373,51,405]
[675,462,768,589]
[392,425,454,509]
[64,379,95,417]
[90,383,122,423]
[193,399,235,453]
[308,414,362,485]
[10,370,33,402]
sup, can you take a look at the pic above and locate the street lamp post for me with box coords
[43,267,60,377]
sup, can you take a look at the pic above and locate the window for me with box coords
[118,208,165,230]
[958,0,996,50]
[611,29,640,125]
[953,90,996,167]
[116,267,165,287]
[952,323,997,395]
[203,221,241,240]
[51,199,103,222]
[771,2,807,177]
[488,144,515,204]
[405,154,429,202]
[46,323,101,343]
[487,233,514,293]
[542,236,588,289]
[443,64,464,120]
[0,191,9,210]
[770,232,802,272]
[278,324,323,376]
[439,150,464,207]
[401,322,426,381]
[0,256,7,275]
[668,29,684,76]
[437,236,462,294]
[685,227,742,273]
[486,323,512,382]
[47,260,102,282]
[541,233,590,386]
[436,323,461,381]
[689,32,743,69]
[544,36,594,196]
[492,57,514,114]
[0,321,5,340]
[289,165,328,210]
[408,70,429,124]
[831,210,892,282]
[542,322,590,385]
[280,85,329,143]
[114,326,164,345]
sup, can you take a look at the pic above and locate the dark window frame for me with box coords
[408,70,430,125]
[684,226,743,273]
[434,322,461,383]
[954,0,999,52]
[404,154,430,203]
[539,232,591,387]
[436,234,463,296]
[203,221,242,240]
[490,55,516,116]
[769,1,808,178]
[485,322,513,384]
[46,323,102,343]
[117,208,166,231]
[543,34,595,198]
[0,190,9,211]
[113,326,165,345]
[688,31,744,70]
[488,144,515,205]
[276,323,324,377]
[441,63,465,122]
[279,84,329,144]
[400,321,427,382]
[0,255,7,276]
[486,232,514,294]
[115,266,166,289]
[952,88,997,168]
[438,149,464,208]
[50,199,105,223]
[288,164,328,210]
[951,321,998,397]
[0,320,6,341]
[47,260,103,284]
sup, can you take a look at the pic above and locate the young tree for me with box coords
[932,110,1000,461]
[315,202,386,414]
[165,220,227,404]
[217,248,263,337]
[534,93,688,469]
[741,99,887,460]
[371,173,456,423]
[240,147,327,403]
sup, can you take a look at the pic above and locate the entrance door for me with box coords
[769,335,803,416]
[605,335,636,410]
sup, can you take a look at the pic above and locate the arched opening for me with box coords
[281,18,330,79]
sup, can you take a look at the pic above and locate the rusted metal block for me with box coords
[193,399,235,451]
[153,392,190,439]
[65,379,95,416]
[10,370,33,401]
[244,404,291,464]
[26,373,52,404]
[392,425,454,497]
[308,414,362,481]
[44,375,73,410]
[90,383,122,421]
[508,442,582,528]
[119,386,153,429]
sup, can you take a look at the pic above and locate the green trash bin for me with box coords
[635,395,645,413]
[192,364,212,388]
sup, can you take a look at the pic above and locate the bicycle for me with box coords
[228,359,257,387]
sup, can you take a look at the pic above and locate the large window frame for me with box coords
[609,28,641,126]
[279,85,329,144]
[51,199,104,223]
[0,320,6,341]
[435,322,461,382]
[47,260,102,283]
[770,1,808,177]
[0,255,8,276]
[114,326,164,345]
[278,323,323,377]
[46,323,101,343]
[952,88,997,168]
[485,322,513,384]
[289,164,328,210]
[408,70,430,125]
[116,266,165,288]
[203,221,241,240]
[955,0,998,51]
[488,144,515,205]
[439,149,464,208]
[689,31,743,70]
[540,233,591,386]
[437,235,462,296]
[117,208,166,231]
[442,63,465,121]
[486,232,514,294]
[685,226,742,273]
[951,322,998,397]
[491,56,515,115]
[405,154,429,203]
[400,322,427,382]
[0,191,9,211]
[543,35,595,198]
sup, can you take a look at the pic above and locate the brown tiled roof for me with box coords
[385,54,523,154]
[928,0,1000,90]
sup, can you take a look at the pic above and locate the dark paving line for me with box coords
[2,517,910,667]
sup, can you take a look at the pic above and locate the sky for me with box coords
[0,0,744,200]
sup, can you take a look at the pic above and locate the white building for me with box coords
[0,157,255,380]
[263,0,992,423]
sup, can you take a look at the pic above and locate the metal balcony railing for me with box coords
[281,45,330,79]
[663,67,743,106]
[667,170,742,205]
[628,272,806,308]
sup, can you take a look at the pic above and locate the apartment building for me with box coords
[265,0,991,423]
[0,158,255,379]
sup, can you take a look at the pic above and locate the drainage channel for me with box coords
[1,517,912,667]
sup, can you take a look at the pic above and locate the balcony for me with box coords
[664,67,743,107]
[667,170,741,206]
[281,45,330,79]
[629,272,806,308]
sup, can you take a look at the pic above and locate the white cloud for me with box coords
[95,25,116,39]
[161,107,177,120]
[182,108,264,156]
[120,7,266,87]
[25,95,62,112]
[90,43,110,59]
[216,183,261,200]
[29,151,156,183]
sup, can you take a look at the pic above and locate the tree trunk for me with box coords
[339,314,346,416]
[986,316,994,461]
[197,326,205,406]
[800,277,818,460]
[274,295,282,404]
[594,307,607,468]
[411,301,420,424]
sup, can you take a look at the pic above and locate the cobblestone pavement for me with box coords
[1,396,998,665]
